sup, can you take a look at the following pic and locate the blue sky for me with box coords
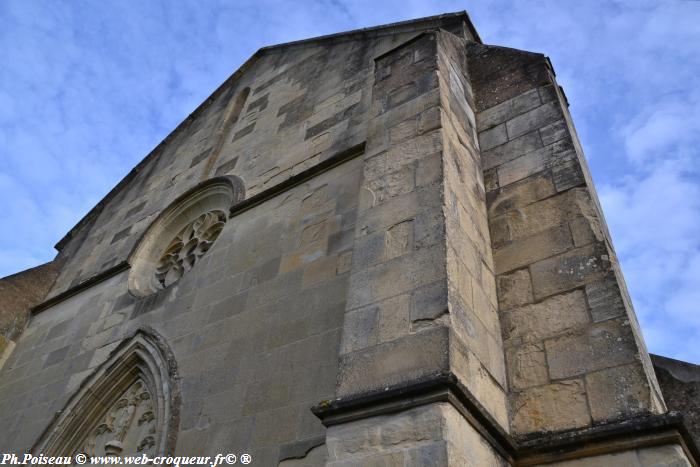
[1,0,699,363]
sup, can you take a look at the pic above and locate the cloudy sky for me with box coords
[1,0,699,363]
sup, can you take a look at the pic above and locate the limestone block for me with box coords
[385,220,415,260]
[506,342,549,390]
[586,363,651,422]
[637,444,692,467]
[512,379,591,433]
[487,172,556,218]
[497,268,534,310]
[545,319,639,380]
[341,305,379,354]
[325,404,446,461]
[476,88,542,132]
[346,245,445,310]
[501,290,590,344]
[443,402,508,465]
[337,251,353,275]
[410,280,448,323]
[302,255,338,288]
[585,274,626,322]
[553,158,586,192]
[493,224,574,274]
[539,119,568,146]
[569,217,597,247]
[482,130,543,170]
[530,243,610,299]
[479,123,508,151]
[418,106,441,135]
[506,101,563,140]
[450,340,509,429]
[386,130,443,169]
[389,117,418,144]
[358,186,440,236]
[544,449,641,466]
[497,140,575,187]
[337,326,449,397]
[415,151,443,187]
[352,231,386,270]
[484,168,499,192]
[492,188,593,243]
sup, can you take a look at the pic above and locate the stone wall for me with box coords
[46,16,473,301]
[653,355,700,446]
[0,261,61,369]
[325,403,507,465]
[0,159,361,464]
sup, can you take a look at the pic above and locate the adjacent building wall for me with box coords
[653,355,700,446]
[0,261,62,369]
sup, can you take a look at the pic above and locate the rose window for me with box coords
[128,177,243,297]
[154,211,226,289]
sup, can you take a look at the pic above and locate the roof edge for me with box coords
[258,11,481,53]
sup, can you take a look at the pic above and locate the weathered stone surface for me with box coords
[487,171,556,217]
[479,123,508,151]
[497,268,534,310]
[502,290,589,343]
[493,224,574,274]
[586,363,651,422]
[512,379,591,433]
[482,130,543,170]
[637,444,693,467]
[539,119,568,146]
[506,101,563,140]
[0,260,61,344]
[545,449,641,466]
[585,274,625,322]
[326,404,445,461]
[497,141,575,187]
[337,326,449,397]
[506,342,548,390]
[530,243,610,299]
[545,319,639,379]
[476,88,542,132]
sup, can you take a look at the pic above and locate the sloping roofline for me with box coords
[54,11,480,252]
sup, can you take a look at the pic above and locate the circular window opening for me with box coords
[128,177,243,297]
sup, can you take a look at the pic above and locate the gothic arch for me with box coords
[32,328,180,457]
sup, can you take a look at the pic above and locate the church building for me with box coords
[0,11,698,466]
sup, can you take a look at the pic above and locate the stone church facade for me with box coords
[0,11,698,466]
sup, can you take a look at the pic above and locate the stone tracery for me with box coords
[31,330,179,458]
[76,379,157,456]
[154,210,227,289]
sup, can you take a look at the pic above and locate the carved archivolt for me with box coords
[32,329,180,457]
[128,176,244,297]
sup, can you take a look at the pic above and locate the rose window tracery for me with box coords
[154,210,227,289]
